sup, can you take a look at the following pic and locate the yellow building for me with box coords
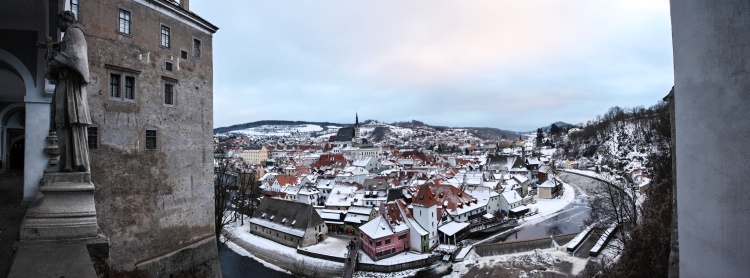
[243,146,269,164]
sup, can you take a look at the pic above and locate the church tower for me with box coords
[354,112,360,139]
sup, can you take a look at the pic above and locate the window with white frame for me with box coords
[118,9,131,35]
[160,25,170,48]
[70,0,80,20]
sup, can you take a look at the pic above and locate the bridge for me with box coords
[341,238,359,278]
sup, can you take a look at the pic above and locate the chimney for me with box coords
[181,0,190,10]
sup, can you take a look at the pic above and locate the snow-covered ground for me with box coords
[298,236,350,259]
[562,168,623,182]
[224,238,292,275]
[449,248,588,278]
[473,182,576,246]
[520,182,576,223]
[224,220,344,273]
[358,250,432,265]
[235,124,325,136]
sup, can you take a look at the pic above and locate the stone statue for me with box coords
[46,11,91,172]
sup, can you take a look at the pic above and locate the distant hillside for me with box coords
[457,127,520,141]
[213,120,348,134]
[539,121,575,133]
[216,119,520,140]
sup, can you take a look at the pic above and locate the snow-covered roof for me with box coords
[513,174,528,183]
[510,205,529,213]
[344,213,370,224]
[359,216,407,239]
[347,206,373,215]
[352,157,373,167]
[502,190,523,204]
[438,221,470,236]
[539,179,557,188]
[250,218,305,237]
[407,218,428,235]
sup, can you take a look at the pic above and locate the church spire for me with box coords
[356,112,359,127]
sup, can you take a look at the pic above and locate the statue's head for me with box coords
[57,11,77,31]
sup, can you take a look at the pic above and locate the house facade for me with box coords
[250,198,328,248]
[242,146,268,164]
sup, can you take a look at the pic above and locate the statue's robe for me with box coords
[51,23,91,172]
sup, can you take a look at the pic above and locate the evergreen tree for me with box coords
[550,123,559,135]
[536,128,544,146]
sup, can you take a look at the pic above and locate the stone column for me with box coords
[671,1,750,276]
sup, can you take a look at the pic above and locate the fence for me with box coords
[356,254,441,272]
[296,248,347,263]
[474,233,578,257]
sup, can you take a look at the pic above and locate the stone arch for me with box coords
[0,48,37,96]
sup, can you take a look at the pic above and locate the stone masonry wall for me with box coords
[79,0,218,275]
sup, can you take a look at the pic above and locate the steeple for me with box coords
[354,112,361,142]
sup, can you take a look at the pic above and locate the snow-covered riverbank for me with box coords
[224,221,344,277]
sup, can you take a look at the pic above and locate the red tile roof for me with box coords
[412,183,437,207]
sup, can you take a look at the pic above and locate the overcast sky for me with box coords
[192,0,673,132]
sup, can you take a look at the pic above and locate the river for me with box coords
[219,245,293,278]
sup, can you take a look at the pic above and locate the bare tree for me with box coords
[586,177,638,243]
[214,159,235,250]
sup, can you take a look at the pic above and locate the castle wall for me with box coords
[78,0,219,275]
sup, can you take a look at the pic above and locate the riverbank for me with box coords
[224,221,344,277]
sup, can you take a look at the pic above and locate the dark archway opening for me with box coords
[7,129,24,175]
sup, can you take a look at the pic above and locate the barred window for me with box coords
[110,74,121,98]
[145,130,157,150]
[87,127,98,149]
[124,76,135,100]
[164,83,174,105]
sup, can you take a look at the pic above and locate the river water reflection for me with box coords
[219,245,293,278]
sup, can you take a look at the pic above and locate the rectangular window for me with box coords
[385,238,390,244]
[193,38,202,58]
[164,83,174,105]
[376,240,381,246]
[160,25,170,48]
[71,0,79,20]
[181,50,188,59]
[87,127,98,149]
[118,9,131,35]
[145,130,156,150]
[124,76,135,100]
[165,61,173,71]
[110,74,121,98]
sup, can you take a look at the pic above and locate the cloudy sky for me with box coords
[192,0,674,132]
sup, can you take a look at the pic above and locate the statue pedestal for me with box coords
[19,172,99,240]
[10,171,108,278]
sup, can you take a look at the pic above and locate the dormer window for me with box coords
[270,215,275,220]
[261,212,266,218]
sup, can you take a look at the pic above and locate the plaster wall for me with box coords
[671,1,750,276]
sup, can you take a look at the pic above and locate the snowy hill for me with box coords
[556,102,670,174]
[214,119,519,146]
